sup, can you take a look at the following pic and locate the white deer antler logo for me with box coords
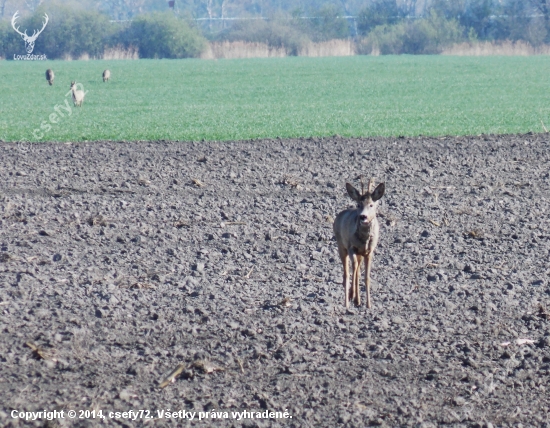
[11,11,48,54]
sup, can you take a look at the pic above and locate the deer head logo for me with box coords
[11,11,48,54]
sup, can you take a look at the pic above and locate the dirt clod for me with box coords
[1,135,550,426]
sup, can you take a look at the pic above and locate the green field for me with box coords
[1,55,550,142]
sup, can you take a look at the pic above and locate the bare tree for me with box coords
[200,0,231,30]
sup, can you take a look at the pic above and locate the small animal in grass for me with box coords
[70,81,85,107]
[333,178,385,309]
[102,69,111,82]
[45,69,54,85]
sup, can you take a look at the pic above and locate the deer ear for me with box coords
[371,183,385,201]
[345,183,361,201]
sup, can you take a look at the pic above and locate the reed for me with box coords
[103,46,139,60]
[298,39,355,57]
[443,40,550,56]
[201,41,287,59]
[202,39,356,59]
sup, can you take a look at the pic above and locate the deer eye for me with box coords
[369,204,374,207]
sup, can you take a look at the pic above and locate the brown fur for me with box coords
[45,69,54,85]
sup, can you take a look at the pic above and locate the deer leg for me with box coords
[365,252,373,309]
[351,252,362,306]
[354,255,362,307]
[349,249,359,308]
[339,247,350,309]
[351,260,357,303]
[351,255,358,305]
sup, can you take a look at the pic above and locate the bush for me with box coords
[357,23,405,55]
[1,4,116,59]
[303,4,349,42]
[358,11,465,55]
[1,8,206,60]
[357,0,402,35]
[123,12,206,59]
[217,19,310,56]
[0,20,21,58]
[404,11,464,54]
[33,4,115,59]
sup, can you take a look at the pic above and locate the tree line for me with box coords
[358,0,550,52]
[1,0,549,59]
[0,4,206,59]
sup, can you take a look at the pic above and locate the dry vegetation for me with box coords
[55,46,139,61]
[443,40,550,56]
[103,45,139,60]
[201,41,287,59]
[297,39,354,57]
[201,39,354,59]
[201,39,550,60]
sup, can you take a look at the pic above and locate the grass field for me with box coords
[1,55,550,142]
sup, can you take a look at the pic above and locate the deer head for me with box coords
[345,181,385,228]
[11,11,49,54]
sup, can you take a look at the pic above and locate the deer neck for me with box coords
[354,216,375,244]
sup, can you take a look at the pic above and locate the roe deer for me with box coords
[70,81,85,107]
[333,178,385,309]
[45,69,54,85]
[102,69,111,82]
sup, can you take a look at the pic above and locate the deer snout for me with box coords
[359,215,369,223]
